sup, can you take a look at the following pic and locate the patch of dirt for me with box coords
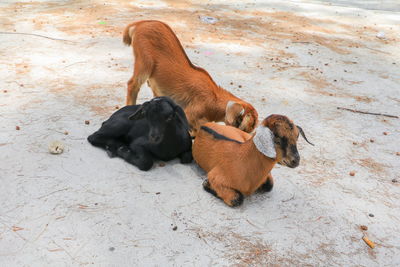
[4,0,395,56]
[191,227,309,266]
[299,71,374,103]
[48,78,124,116]
[15,63,31,75]
[355,158,388,175]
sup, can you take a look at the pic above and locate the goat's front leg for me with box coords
[203,171,244,207]
[257,172,274,193]
[184,106,208,137]
[117,145,153,171]
[179,150,193,164]
[87,133,124,158]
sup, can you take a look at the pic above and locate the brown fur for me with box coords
[122,20,258,135]
[193,115,303,207]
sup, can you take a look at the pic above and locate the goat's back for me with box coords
[124,20,222,108]
[193,123,249,172]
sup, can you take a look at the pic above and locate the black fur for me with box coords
[87,97,193,171]
[200,126,243,144]
[203,180,244,207]
[231,190,244,207]
[257,178,274,193]
[202,179,219,198]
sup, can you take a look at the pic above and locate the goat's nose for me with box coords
[291,158,300,168]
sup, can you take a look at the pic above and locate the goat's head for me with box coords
[225,101,258,133]
[128,97,189,144]
[258,114,313,168]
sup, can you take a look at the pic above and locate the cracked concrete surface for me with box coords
[0,0,399,266]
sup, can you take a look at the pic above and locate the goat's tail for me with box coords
[123,22,139,46]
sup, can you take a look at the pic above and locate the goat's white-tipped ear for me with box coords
[253,127,276,159]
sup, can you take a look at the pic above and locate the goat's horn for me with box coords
[297,125,314,146]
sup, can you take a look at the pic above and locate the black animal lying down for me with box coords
[87,97,193,171]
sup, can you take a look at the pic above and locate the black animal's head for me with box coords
[262,114,313,168]
[128,97,189,144]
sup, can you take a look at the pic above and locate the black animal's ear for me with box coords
[296,125,314,146]
[173,105,189,131]
[128,106,145,120]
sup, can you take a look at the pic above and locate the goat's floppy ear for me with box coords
[225,101,244,125]
[128,106,145,120]
[297,125,314,146]
[253,126,277,159]
[173,105,190,131]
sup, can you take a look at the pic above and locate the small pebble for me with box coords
[64,131,69,135]
[172,226,178,231]
[3,90,7,93]
[109,247,115,251]
[85,120,90,125]
[383,132,388,135]
[159,162,166,167]
[352,142,357,145]
[396,152,400,156]
[360,225,368,231]
[370,139,374,143]
[238,85,242,88]
[115,105,119,110]
[392,179,397,183]
[16,126,20,130]
[156,192,161,195]
[369,213,374,217]
[349,171,356,176]
[230,82,233,85]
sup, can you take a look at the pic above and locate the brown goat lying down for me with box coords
[122,20,258,135]
[193,115,313,207]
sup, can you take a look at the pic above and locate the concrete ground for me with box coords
[1,0,399,266]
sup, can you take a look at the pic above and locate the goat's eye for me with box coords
[166,116,173,122]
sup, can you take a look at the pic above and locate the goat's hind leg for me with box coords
[117,144,153,171]
[126,54,153,105]
[88,133,125,158]
[204,171,244,207]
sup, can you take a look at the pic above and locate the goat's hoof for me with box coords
[179,152,193,164]
[105,146,117,158]
[230,190,244,207]
[137,161,153,171]
[258,179,274,193]
[87,135,94,144]
[202,179,210,189]
[202,179,219,198]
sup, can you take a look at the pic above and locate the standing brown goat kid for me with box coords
[122,20,258,135]
[193,115,313,207]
